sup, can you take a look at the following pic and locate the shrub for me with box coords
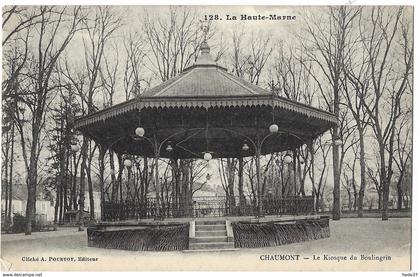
[11,213,27,233]
[11,213,43,233]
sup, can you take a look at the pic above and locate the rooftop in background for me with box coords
[1,183,49,201]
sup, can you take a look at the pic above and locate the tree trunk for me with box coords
[298,158,306,196]
[347,190,352,212]
[353,190,358,211]
[310,141,316,213]
[180,160,190,216]
[8,100,17,226]
[25,128,40,235]
[227,159,236,213]
[57,128,67,224]
[98,146,106,221]
[72,153,78,210]
[171,159,180,216]
[154,155,161,218]
[332,126,341,220]
[87,165,95,221]
[114,154,123,203]
[238,157,246,210]
[109,150,117,202]
[379,145,389,220]
[396,172,404,210]
[58,184,63,224]
[86,144,95,221]
[315,193,320,212]
[25,159,37,235]
[256,148,262,216]
[4,137,9,227]
[7,122,15,227]
[63,149,69,214]
[377,189,383,210]
[142,157,149,211]
[54,188,59,224]
[78,137,88,230]
[382,178,390,220]
[357,127,367,217]
[299,180,306,196]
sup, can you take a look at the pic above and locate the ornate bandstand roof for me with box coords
[74,42,338,159]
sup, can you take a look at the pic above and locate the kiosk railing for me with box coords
[102,196,314,221]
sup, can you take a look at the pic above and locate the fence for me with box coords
[103,195,314,221]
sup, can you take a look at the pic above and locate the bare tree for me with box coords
[230,28,272,85]
[342,167,353,212]
[392,114,412,209]
[99,43,120,206]
[357,7,413,220]
[366,159,382,209]
[2,22,32,224]
[271,44,315,104]
[8,6,83,234]
[309,136,332,212]
[1,103,16,229]
[270,45,323,197]
[341,141,359,212]
[300,6,360,220]
[63,6,122,224]
[189,160,207,194]
[2,6,45,45]
[143,6,204,81]
[218,158,238,210]
[122,32,149,100]
[341,25,371,216]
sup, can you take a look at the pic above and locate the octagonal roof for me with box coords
[74,42,338,158]
[75,43,337,129]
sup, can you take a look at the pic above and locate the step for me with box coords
[195,224,225,231]
[191,236,228,243]
[189,241,234,250]
[195,220,226,226]
[195,230,227,237]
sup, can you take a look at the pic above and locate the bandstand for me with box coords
[74,41,337,251]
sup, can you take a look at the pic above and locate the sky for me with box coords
[61,5,306,104]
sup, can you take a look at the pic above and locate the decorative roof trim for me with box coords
[74,96,338,129]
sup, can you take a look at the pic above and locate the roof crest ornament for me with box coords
[195,20,215,65]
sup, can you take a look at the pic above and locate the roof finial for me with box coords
[200,40,210,54]
[200,20,211,54]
